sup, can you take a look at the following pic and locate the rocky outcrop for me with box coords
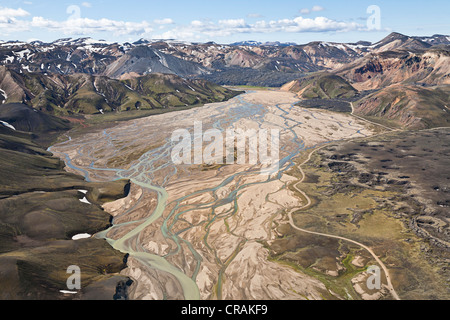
[336,49,450,90]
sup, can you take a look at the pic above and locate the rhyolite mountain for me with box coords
[1,31,449,128]
[1,32,448,87]
[282,35,449,130]
[1,32,449,129]
[335,47,450,90]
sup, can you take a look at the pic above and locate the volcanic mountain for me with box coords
[1,32,448,87]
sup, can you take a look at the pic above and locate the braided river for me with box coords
[50,90,373,300]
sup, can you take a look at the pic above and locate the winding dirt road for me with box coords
[350,102,397,132]
[287,108,402,300]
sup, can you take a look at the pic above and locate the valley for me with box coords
[49,89,390,300]
[0,31,449,300]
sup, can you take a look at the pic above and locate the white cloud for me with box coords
[300,5,325,15]
[154,18,174,25]
[0,6,366,41]
[191,20,204,27]
[247,13,263,18]
[311,5,325,12]
[0,7,31,33]
[81,2,92,8]
[218,19,248,28]
[0,7,30,19]
[0,6,153,37]
[155,16,363,40]
[30,16,153,36]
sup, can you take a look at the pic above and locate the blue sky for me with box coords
[1,0,449,44]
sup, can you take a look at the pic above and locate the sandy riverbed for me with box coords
[51,90,374,300]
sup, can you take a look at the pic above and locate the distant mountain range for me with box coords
[0,32,449,128]
[281,34,450,130]
[230,41,298,47]
[1,32,448,85]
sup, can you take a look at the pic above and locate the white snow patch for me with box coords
[0,120,15,130]
[79,197,92,205]
[77,45,103,53]
[21,64,31,72]
[4,56,14,63]
[0,88,7,102]
[72,233,92,240]
[322,42,347,51]
[59,290,78,294]
[38,45,55,53]
[14,49,31,60]
[0,42,27,47]
[93,82,106,99]
[154,50,168,68]
[81,38,113,46]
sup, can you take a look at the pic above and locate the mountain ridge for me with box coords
[1,32,448,86]
[1,32,449,128]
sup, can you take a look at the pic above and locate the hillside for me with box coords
[282,73,358,100]
[280,37,450,129]
[369,32,432,53]
[354,84,450,129]
[103,46,209,79]
[0,125,132,299]
[0,103,71,132]
[336,48,450,90]
[0,68,241,116]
